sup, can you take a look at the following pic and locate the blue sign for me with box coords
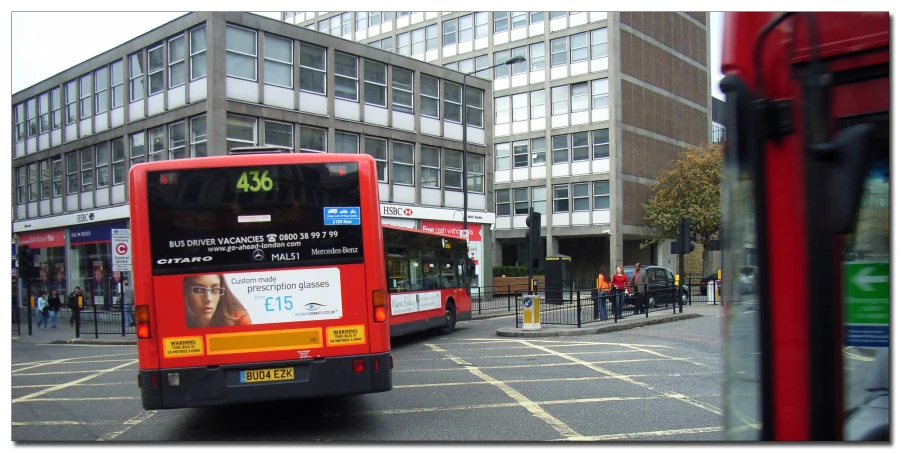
[323,207,361,226]
[845,325,889,348]
[69,221,128,244]
[523,297,533,308]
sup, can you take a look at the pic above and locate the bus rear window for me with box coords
[147,163,364,274]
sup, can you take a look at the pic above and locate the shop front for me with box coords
[68,220,129,309]
[17,229,66,301]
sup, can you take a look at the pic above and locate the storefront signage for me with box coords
[18,229,66,249]
[13,205,129,233]
[69,221,129,245]
[379,204,495,224]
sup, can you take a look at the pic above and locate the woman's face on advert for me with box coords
[186,275,222,324]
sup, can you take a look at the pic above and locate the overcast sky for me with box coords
[10,11,726,98]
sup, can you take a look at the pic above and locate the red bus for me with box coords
[129,152,392,410]
[382,225,472,337]
[720,12,889,440]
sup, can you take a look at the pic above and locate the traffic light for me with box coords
[679,217,696,254]
[17,245,35,279]
[525,210,541,244]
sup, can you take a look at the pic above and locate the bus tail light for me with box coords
[374,359,380,372]
[353,359,365,374]
[372,290,387,323]
[135,305,151,339]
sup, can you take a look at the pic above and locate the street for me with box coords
[12,308,725,441]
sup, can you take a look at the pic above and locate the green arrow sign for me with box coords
[844,261,889,325]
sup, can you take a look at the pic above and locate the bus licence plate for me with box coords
[240,367,295,383]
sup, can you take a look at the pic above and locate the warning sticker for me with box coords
[326,325,366,347]
[163,336,205,358]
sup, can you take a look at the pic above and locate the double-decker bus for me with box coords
[129,152,392,410]
[382,225,472,337]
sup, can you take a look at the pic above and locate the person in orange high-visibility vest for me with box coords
[596,266,610,320]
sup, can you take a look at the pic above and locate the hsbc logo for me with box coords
[382,206,415,217]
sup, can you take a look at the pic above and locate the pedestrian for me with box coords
[47,289,62,328]
[68,286,84,327]
[631,263,649,314]
[36,291,49,330]
[596,266,610,320]
[122,277,136,327]
[610,265,630,319]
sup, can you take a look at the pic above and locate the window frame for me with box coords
[111,138,126,184]
[38,92,50,134]
[51,156,63,197]
[148,126,166,161]
[365,136,388,182]
[493,12,509,34]
[420,145,441,188]
[263,119,293,150]
[147,43,165,94]
[420,75,440,119]
[494,49,511,79]
[512,140,529,168]
[570,32,588,63]
[225,25,257,82]
[550,37,567,67]
[334,52,359,102]
[40,159,51,200]
[530,42,545,72]
[190,115,208,158]
[512,92,528,122]
[553,184,570,213]
[531,137,547,166]
[28,163,39,202]
[397,32,411,56]
[443,80,462,123]
[362,59,387,107]
[591,27,609,60]
[592,78,609,109]
[458,14,473,43]
[79,73,93,119]
[95,142,110,189]
[110,61,124,109]
[572,132,590,162]
[225,115,256,152]
[571,81,589,112]
[391,141,415,186]
[443,149,463,190]
[298,42,327,95]
[94,66,109,115]
[190,25,208,81]
[474,12,489,39]
[263,33,293,88]
[511,12,527,29]
[129,131,145,167]
[530,89,546,119]
[465,86,484,128]
[572,182,590,212]
[496,189,511,216]
[168,34,187,89]
[425,24,439,51]
[532,186,547,214]
[552,134,569,164]
[593,180,611,210]
[334,131,359,154]
[443,19,457,47]
[495,142,511,170]
[466,153,484,193]
[66,151,79,195]
[80,148,93,193]
[129,52,145,102]
[592,129,610,159]
[513,187,529,215]
[392,67,414,114]
[552,85,569,115]
[299,125,327,153]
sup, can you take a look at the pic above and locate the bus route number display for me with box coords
[236,170,273,192]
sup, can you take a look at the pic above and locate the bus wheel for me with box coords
[439,303,456,335]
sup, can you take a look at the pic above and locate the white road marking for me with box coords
[98,410,157,441]
[15,397,140,402]
[393,373,717,389]
[568,426,723,441]
[14,381,135,389]
[393,357,687,373]
[12,360,138,404]
[12,352,136,369]
[13,421,124,426]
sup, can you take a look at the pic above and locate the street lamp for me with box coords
[461,55,525,289]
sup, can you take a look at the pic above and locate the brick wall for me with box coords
[619,12,707,65]
[622,180,653,226]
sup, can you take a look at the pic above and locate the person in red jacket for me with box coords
[610,265,630,319]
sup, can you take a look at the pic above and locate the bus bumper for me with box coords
[137,352,392,410]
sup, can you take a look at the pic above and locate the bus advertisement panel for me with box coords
[382,225,472,337]
[130,153,391,410]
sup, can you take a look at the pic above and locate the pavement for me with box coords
[10,302,726,345]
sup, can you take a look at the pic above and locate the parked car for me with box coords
[622,265,689,308]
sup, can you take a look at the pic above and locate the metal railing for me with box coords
[512,286,681,327]
[683,277,722,305]
[75,304,136,338]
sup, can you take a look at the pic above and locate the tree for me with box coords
[641,143,724,274]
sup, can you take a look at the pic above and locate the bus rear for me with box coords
[129,153,391,410]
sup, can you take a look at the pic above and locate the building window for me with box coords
[95,142,110,189]
[421,75,440,118]
[495,143,510,170]
[299,125,326,153]
[531,137,546,166]
[550,12,567,20]
[475,54,490,78]
[591,28,608,59]
[571,32,588,63]
[573,183,589,211]
[190,26,207,80]
[421,145,440,188]
[494,49,510,79]
[496,189,511,216]
[467,153,484,193]
[511,46,527,75]
[475,12,489,38]
[368,12,380,27]
[553,184,569,213]
[382,36,394,52]
[493,12,509,33]
[494,96,509,125]
[512,93,528,122]
[263,120,292,150]
[40,159,51,200]
[318,19,328,33]
[412,28,425,55]
[552,85,569,115]
[513,188,529,215]
[370,40,381,49]
[532,186,546,214]
[16,167,26,203]
[444,149,462,189]
[531,89,546,119]
[356,12,367,31]
[130,132,145,166]
[392,141,414,185]
[513,141,529,168]
[111,139,125,184]
[80,149,93,193]
[592,78,609,109]
[148,44,165,94]
[397,32,411,56]
[335,131,358,154]
[550,37,567,67]
[426,24,438,51]
[365,137,388,182]
[392,67,413,114]
[530,12,544,24]
[28,163,39,201]
[465,87,483,128]
[511,12,527,29]
[226,115,255,152]
[25,99,37,139]
[110,61,124,109]
[66,152,79,194]
[530,42,545,71]
[264,34,293,88]
[552,134,569,163]
[225,26,257,81]
[444,81,462,123]
[363,59,387,106]
[52,157,63,197]
[443,19,457,46]
[50,88,61,130]
[594,180,610,209]
[129,52,144,102]
[168,34,186,88]
[459,59,473,74]
[148,126,166,161]
[334,52,358,101]
[191,115,208,157]
[38,92,50,134]
[329,15,341,36]
[342,12,353,35]
[15,103,25,141]
[571,82,589,112]
[94,67,108,114]
[79,74,92,119]
[572,132,590,161]
[65,81,78,124]
[592,129,610,159]
[299,42,326,94]
[169,122,186,159]
[458,15,473,43]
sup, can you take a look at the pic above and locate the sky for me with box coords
[8,11,727,98]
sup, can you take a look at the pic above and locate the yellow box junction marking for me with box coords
[327,325,366,346]
[162,336,204,358]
